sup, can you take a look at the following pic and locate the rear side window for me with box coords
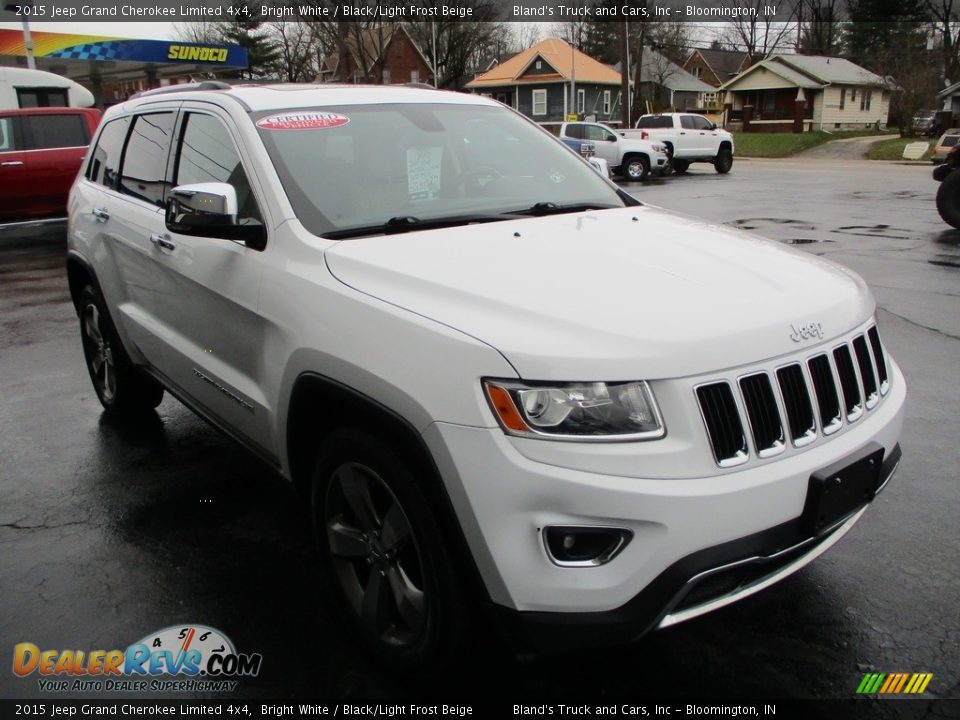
[174,113,261,223]
[119,113,176,207]
[0,117,16,151]
[87,117,130,189]
[565,124,584,139]
[24,114,89,150]
[635,116,672,129]
[17,87,68,108]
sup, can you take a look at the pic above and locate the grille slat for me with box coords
[696,383,747,466]
[852,335,879,409]
[739,373,784,457]
[833,344,863,421]
[867,326,889,394]
[697,328,890,467]
[808,354,842,435]
[776,364,816,446]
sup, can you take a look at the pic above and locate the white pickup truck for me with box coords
[622,112,735,175]
[559,121,669,181]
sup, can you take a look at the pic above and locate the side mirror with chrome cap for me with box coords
[165,182,266,251]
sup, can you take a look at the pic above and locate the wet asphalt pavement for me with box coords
[1,159,958,714]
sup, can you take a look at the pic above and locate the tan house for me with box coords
[318,25,432,86]
[720,54,891,132]
[683,49,750,88]
[466,37,623,124]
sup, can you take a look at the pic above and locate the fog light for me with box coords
[544,526,632,567]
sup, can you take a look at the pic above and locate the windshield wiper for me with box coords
[323,213,518,240]
[508,202,621,217]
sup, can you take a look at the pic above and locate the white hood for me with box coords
[324,206,874,380]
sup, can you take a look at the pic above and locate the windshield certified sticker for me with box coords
[256,112,349,130]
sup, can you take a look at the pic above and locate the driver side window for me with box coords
[174,113,262,225]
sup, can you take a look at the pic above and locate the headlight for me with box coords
[483,379,665,441]
[651,144,666,153]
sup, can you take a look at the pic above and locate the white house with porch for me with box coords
[720,55,892,132]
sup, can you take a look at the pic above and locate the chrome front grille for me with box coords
[696,325,891,467]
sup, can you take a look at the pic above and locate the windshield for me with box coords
[254,102,626,238]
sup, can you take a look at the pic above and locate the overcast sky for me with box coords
[0,21,174,39]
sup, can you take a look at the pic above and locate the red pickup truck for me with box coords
[0,107,101,223]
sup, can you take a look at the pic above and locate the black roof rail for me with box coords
[131,81,232,100]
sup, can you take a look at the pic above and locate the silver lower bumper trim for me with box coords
[657,506,867,630]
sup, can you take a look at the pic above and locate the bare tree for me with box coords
[509,22,542,52]
[171,21,225,45]
[553,20,590,50]
[724,10,798,62]
[796,0,844,55]
[405,18,511,89]
[925,0,960,83]
[268,21,320,82]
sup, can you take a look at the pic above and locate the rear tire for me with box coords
[623,155,650,181]
[936,170,960,228]
[714,147,733,174]
[78,285,163,415]
[310,428,468,672]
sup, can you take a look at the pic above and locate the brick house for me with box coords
[318,25,432,86]
[683,49,751,88]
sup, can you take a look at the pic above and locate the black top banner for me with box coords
[0,0,840,24]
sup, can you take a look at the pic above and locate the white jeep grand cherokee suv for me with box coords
[67,83,904,668]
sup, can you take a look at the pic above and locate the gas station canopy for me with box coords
[0,28,248,90]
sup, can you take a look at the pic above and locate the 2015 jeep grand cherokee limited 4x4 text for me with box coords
[67,83,904,669]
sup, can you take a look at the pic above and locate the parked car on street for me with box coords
[559,120,669,180]
[559,137,612,178]
[912,109,948,138]
[67,83,904,669]
[930,128,960,164]
[0,107,101,223]
[625,112,735,174]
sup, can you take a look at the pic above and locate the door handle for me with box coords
[92,207,110,221]
[149,233,176,251]
[1,161,23,166]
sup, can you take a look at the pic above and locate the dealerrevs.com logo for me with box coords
[12,625,262,693]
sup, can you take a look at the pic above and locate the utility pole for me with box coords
[620,22,630,126]
[3,1,35,70]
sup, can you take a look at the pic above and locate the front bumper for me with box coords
[495,444,900,652]
[422,359,904,650]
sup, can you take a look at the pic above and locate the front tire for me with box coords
[672,159,690,174]
[623,155,650,181]
[936,170,960,228]
[714,147,733,174]
[78,285,163,414]
[310,428,466,671]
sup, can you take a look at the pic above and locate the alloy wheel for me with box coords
[324,461,427,648]
[83,303,116,402]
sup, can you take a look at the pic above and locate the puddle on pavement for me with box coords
[781,238,834,244]
[833,224,911,240]
[728,218,817,231]
[848,190,928,201]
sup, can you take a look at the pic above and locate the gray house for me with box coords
[617,47,717,113]
[466,37,624,124]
